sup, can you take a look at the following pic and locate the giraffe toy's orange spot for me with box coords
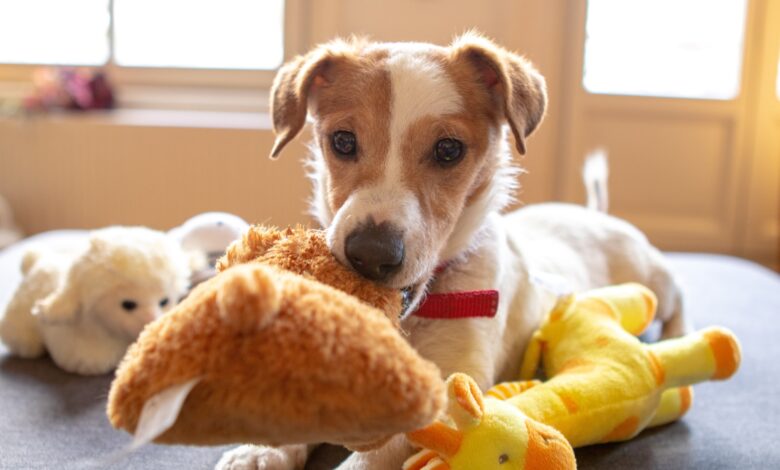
[549,307,565,322]
[602,415,640,442]
[647,351,666,386]
[584,298,619,321]
[558,357,596,375]
[642,291,658,322]
[704,329,741,380]
[487,381,539,400]
[679,386,693,416]
[594,335,611,348]
[407,422,463,459]
[524,420,576,470]
[557,392,579,413]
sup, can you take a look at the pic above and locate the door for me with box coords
[557,0,779,267]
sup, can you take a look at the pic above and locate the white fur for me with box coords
[0,226,191,375]
[384,46,463,185]
[439,129,520,262]
[583,149,609,213]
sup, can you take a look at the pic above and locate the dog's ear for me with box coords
[270,39,362,159]
[450,32,547,155]
[269,51,330,159]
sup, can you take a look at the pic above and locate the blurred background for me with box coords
[0,0,777,269]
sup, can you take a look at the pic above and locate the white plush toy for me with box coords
[0,227,190,375]
[168,212,249,286]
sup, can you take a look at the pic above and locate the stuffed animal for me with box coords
[168,212,250,286]
[405,373,576,470]
[0,227,191,375]
[107,226,445,449]
[405,283,741,469]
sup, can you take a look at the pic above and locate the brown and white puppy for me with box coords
[217,33,686,470]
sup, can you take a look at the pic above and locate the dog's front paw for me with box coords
[215,445,301,470]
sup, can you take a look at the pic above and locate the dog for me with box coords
[217,32,686,470]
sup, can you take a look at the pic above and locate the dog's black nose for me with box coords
[345,222,404,281]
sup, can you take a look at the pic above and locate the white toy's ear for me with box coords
[33,284,81,324]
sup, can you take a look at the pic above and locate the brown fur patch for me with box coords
[310,51,393,212]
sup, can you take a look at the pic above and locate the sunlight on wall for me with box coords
[583,0,748,100]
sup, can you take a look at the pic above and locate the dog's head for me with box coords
[270,32,546,297]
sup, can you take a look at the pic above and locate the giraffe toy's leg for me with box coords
[647,386,694,428]
[581,283,658,336]
[486,380,541,400]
[646,327,741,389]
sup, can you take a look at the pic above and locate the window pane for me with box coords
[0,0,109,65]
[113,0,284,70]
[583,0,748,100]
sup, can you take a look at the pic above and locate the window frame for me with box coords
[0,0,307,111]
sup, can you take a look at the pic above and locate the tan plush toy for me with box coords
[107,226,445,449]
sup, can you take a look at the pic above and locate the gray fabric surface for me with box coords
[0,252,777,469]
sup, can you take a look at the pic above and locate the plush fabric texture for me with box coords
[107,226,445,448]
[508,283,740,447]
[405,283,741,469]
[406,373,576,470]
[0,226,191,375]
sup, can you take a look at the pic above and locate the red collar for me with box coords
[411,262,499,319]
[413,289,499,319]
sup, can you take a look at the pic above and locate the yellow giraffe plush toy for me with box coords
[405,283,741,470]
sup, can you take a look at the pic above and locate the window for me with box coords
[583,0,748,100]
[0,0,285,70]
[0,0,110,66]
[113,0,284,70]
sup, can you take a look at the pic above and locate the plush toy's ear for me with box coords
[33,283,81,324]
[270,39,361,159]
[407,421,463,462]
[446,373,485,430]
[450,32,547,155]
[406,374,483,461]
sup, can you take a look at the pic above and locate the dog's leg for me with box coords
[215,444,311,470]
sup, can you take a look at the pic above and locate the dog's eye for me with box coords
[498,453,509,464]
[159,297,169,308]
[121,300,138,312]
[331,130,357,159]
[434,138,464,166]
